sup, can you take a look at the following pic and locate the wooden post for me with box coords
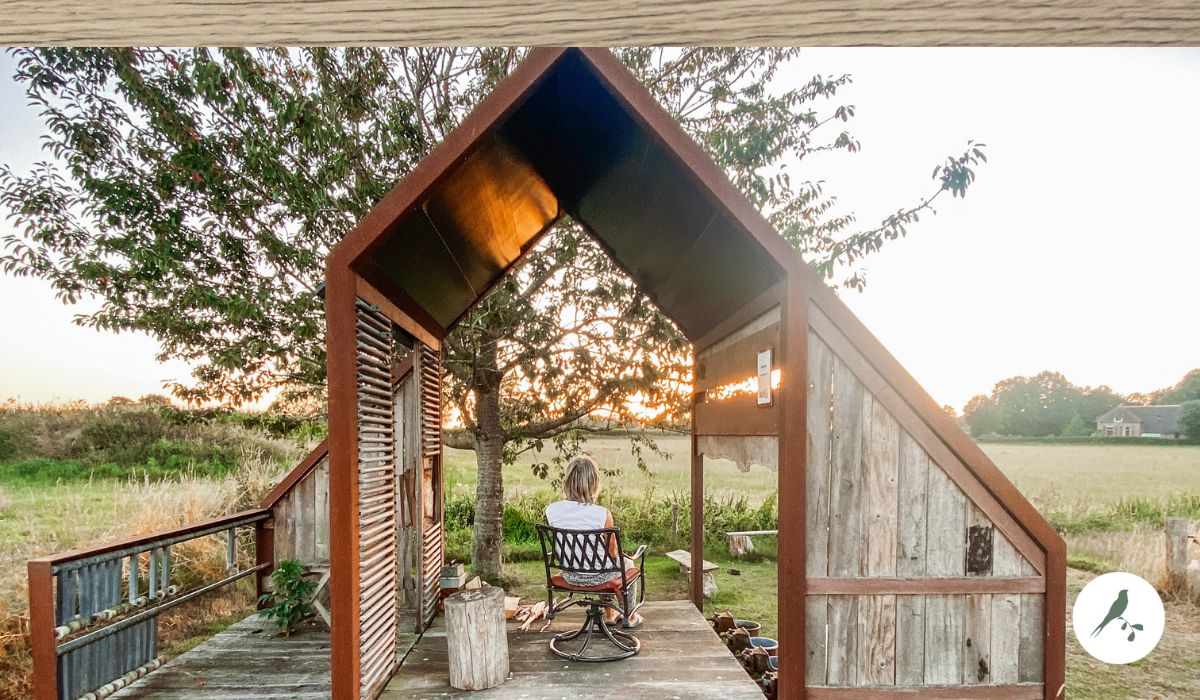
[28,560,57,700]
[445,587,509,691]
[1166,517,1191,592]
[255,518,275,608]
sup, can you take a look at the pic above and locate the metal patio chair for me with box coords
[535,523,647,662]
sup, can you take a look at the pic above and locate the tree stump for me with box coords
[445,586,509,690]
[725,534,754,557]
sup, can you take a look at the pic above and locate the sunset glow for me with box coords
[708,369,782,402]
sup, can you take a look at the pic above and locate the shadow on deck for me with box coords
[110,601,761,699]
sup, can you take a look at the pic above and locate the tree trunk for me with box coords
[471,337,506,582]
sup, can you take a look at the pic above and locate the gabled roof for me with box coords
[328,48,802,344]
[1096,404,1182,433]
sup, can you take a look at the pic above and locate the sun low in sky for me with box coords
[0,48,1197,411]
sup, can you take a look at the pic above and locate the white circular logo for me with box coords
[1072,572,1165,664]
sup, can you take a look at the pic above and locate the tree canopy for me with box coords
[1,47,988,578]
[1180,400,1200,441]
[962,371,1122,438]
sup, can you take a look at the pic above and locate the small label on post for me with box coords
[757,349,772,406]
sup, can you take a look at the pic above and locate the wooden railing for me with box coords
[28,509,271,700]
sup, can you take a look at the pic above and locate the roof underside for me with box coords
[358,50,785,341]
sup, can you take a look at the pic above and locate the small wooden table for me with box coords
[664,550,719,597]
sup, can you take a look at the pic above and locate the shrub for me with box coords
[258,559,316,636]
[0,424,29,461]
[442,490,780,558]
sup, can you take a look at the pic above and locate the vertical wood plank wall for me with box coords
[272,455,331,564]
[356,302,399,699]
[806,302,1046,696]
[395,367,421,641]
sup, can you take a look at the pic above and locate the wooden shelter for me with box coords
[322,46,1066,699]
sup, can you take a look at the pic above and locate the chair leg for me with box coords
[548,603,640,662]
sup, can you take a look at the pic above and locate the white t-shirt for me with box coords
[545,499,608,531]
[545,500,617,582]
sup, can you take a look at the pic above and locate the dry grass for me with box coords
[0,446,300,700]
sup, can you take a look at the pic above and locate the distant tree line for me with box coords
[962,369,1200,438]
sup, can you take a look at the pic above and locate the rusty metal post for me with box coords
[28,559,58,700]
[690,387,704,612]
[255,518,275,606]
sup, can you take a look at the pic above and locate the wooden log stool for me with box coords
[445,586,510,690]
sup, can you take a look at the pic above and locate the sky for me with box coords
[0,48,1197,410]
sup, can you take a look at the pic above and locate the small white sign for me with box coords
[756,349,772,406]
[1072,571,1164,665]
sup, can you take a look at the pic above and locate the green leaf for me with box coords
[1128,632,1136,642]
[1131,623,1143,631]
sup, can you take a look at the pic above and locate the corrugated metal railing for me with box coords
[28,509,271,700]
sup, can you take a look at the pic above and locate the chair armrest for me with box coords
[628,544,648,565]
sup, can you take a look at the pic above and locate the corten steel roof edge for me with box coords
[326,47,568,273]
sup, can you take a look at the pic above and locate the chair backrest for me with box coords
[536,524,623,575]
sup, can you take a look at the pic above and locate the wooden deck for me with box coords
[381,600,764,699]
[110,600,761,699]
[109,615,331,699]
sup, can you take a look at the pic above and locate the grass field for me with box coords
[443,432,778,504]
[2,434,1198,697]
[981,442,1200,502]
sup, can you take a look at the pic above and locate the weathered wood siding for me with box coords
[272,454,331,565]
[395,366,421,642]
[417,343,444,629]
[806,301,1045,695]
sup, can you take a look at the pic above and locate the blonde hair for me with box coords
[563,455,601,504]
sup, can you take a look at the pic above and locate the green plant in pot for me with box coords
[258,559,316,636]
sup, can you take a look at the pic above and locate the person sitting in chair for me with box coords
[545,455,645,629]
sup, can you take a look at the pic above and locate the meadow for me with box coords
[1,414,1198,698]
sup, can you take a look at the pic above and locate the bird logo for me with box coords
[1090,589,1143,641]
[1072,572,1163,664]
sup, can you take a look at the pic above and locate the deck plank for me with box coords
[381,600,763,699]
[109,615,331,699]
[111,601,761,700]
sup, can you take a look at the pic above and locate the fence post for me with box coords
[28,559,58,700]
[1165,517,1191,592]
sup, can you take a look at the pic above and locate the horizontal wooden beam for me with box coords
[807,684,1043,699]
[806,576,1044,595]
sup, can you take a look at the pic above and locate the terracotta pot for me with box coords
[733,619,762,635]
